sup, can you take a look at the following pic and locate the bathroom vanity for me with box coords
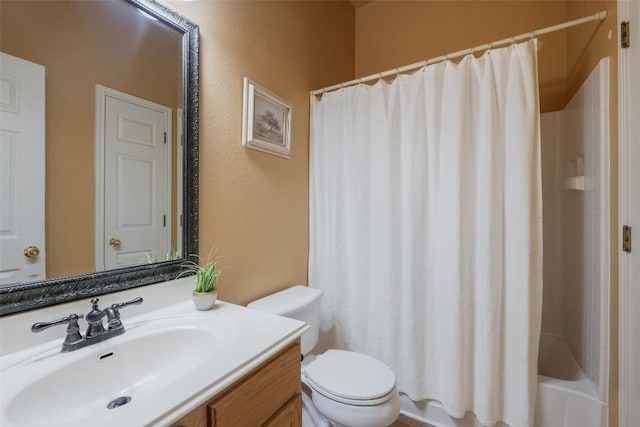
[171,341,302,427]
[0,288,307,427]
[0,0,308,423]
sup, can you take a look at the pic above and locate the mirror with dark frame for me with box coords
[0,0,199,315]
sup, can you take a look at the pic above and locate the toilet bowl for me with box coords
[247,285,400,427]
[303,349,400,427]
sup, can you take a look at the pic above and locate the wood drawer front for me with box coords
[210,341,301,426]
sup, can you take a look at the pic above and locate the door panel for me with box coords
[0,53,45,285]
[118,155,154,227]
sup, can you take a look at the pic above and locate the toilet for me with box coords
[247,285,400,427]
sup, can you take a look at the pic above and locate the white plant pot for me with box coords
[192,290,217,311]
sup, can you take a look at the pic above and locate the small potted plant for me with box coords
[181,255,221,311]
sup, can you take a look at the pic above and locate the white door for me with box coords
[619,1,640,426]
[97,86,171,270]
[0,53,45,285]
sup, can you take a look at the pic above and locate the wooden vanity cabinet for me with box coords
[171,340,301,427]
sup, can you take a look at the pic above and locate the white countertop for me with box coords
[0,298,307,427]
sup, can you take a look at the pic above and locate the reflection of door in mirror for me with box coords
[96,86,172,271]
[0,0,183,283]
[0,53,46,285]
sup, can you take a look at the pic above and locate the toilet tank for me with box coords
[247,285,322,355]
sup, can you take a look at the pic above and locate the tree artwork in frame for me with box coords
[242,77,291,158]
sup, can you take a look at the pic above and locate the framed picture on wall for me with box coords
[242,77,291,159]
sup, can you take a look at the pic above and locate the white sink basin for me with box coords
[0,301,307,427]
[4,315,232,426]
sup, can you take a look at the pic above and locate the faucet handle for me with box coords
[32,313,84,333]
[112,297,143,309]
[106,297,143,330]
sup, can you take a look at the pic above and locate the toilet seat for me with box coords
[304,350,397,406]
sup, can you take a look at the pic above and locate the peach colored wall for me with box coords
[354,0,568,112]
[565,1,618,424]
[166,0,355,305]
[0,1,182,279]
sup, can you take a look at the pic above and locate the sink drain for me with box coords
[107,396,132,409]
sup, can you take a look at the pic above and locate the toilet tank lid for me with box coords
[247,285,322,316]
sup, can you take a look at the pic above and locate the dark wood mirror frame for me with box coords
[0,0,199,316]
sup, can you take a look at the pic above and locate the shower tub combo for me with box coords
[399,334,606,427]
[400,57,611,427]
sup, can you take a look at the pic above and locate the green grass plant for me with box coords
[180,254,220,293]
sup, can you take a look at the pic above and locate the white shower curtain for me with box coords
[309,41,542,427]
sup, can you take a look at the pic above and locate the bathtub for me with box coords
[399,334,607,427]
[534,333,606,427]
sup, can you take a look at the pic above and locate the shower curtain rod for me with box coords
[311,10,607,96]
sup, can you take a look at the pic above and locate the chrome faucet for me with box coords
[31,297,143,352]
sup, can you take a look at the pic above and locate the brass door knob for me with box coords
[24,245,40,258]
[109,238,121,248]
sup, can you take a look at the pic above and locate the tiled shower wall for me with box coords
[540,58,610,401]
[540,112,564,336]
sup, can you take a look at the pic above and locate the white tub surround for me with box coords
[564,58,610,401]
[0,280,307,427]
[539,58,610,402]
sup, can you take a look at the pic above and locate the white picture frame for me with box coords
[242,77,291,158]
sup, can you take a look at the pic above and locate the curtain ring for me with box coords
[529,32,535,41]
[485,42,492,55]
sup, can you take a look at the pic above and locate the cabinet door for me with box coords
[209,342,301,426]
[170,405,208,427]
[263,394,302,427]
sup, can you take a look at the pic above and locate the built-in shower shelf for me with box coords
[564,176,585,191]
